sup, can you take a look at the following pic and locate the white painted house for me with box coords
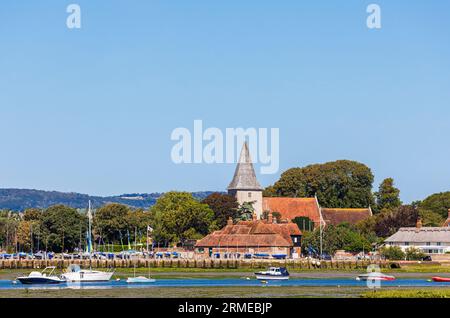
[384,218,450,255]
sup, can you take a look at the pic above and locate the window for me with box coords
[437,242,441,246]
[248,192,252,198]
[426,242,431,246]
[404,242,409,246]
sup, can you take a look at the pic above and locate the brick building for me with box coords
[195,214,302,258]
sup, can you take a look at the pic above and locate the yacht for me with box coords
[62,201,114,282]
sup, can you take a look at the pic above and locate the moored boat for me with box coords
[16,266,66,285]
[126,276,156,284]
[431,276,450,282]
[356,273,395,281]
[62,264,114,282]
[255,267,289,280]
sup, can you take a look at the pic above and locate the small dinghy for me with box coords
[16,266,66,285]
[255,267,289,280]
[431,276,450,282]
[356,273,395,281]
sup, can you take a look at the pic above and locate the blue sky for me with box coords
[0,1,449,203]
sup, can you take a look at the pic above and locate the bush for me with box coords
[380,246,405,260]
[405,247,426,261]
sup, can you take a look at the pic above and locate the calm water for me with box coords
[1,278,448,290]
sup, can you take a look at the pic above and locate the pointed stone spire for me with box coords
[227,142,262,190]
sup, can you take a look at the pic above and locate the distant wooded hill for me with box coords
[0,188,215,211]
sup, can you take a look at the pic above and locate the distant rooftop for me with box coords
[385,227,450,243]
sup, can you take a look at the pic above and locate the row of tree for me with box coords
[0,192,252,253]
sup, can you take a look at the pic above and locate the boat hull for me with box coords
[356,274,395,281]
[255,274,289,280]
[432,276,450,282]
[62,270,114,282]
[17,277,65,284]
[126,277,156,284]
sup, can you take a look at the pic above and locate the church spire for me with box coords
[227,142,262,190]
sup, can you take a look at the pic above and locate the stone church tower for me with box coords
[227,142,263,219]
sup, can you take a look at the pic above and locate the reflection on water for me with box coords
[2,278,449,290]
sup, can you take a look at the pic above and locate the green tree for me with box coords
[292,216,315,232]
[151,192,216,245]
[202,193,239,228]
[23,208,42,221]
[237,202,255,221]
[374,178,402,213]
[374,205,418,238]
[301,223,372,255]
[405,247,426,261]
[418,192,450,219]
[94,203,130,244]
[40,205,86,252]
[380,246,405,260]
[267,160,375,208]
[419,209,444,227]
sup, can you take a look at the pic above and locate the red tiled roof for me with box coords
[262,197,321,223]
[195,220,302,248]
[321,208,372,226]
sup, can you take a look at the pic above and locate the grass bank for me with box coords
[362,288,450,298]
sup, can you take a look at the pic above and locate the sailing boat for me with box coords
[62,201,114,282]
[126,257,155,284]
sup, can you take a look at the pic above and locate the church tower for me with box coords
[227,142,263,219]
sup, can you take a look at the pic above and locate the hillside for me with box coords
[0,189,215,211]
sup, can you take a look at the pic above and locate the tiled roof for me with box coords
[195,220,301,248]
[262,197,321,224]
[321,208,372,226]
[385,227,450,243]
[227,142,263,190]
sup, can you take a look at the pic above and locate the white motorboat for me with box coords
[62,264,114,282]
[255,267,290,280]
[16,266,66,285]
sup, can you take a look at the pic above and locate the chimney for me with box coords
[227,217,233,226]
[416,217,422,230]
[268,212,273,224]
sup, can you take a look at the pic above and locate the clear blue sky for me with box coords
[1,1,449,203]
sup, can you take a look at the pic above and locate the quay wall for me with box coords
[0,259,394,270]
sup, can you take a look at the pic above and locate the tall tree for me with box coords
[40,205,86,252]
[374,205,418,238]
[267,160,375,208]
[94,203,130,243]
[151,192,216,245]
[418,192,450,219]
[374,178,402,212]
[202,193,239,228]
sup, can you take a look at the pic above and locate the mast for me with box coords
[87,200,93,268]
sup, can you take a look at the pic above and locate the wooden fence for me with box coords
[0,258,393,270]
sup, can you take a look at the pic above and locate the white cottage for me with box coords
[384,219,450,255]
